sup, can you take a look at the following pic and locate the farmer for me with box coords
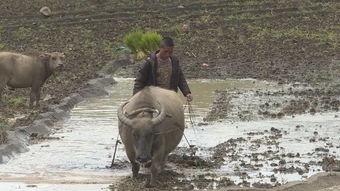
[133,37,193,102]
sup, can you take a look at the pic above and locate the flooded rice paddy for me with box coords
[0,78,339,190]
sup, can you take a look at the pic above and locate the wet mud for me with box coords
[205,83,340,122]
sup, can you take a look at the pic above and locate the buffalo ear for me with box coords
[39,52,51,58]
[39,53,51,65]
[50,52,65,58]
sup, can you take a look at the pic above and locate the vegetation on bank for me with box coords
[8,97,26,108]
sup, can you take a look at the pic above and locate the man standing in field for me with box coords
[133,37,193,102]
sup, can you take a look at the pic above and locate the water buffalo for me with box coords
[0,51,64,108]
[117,86,184,187]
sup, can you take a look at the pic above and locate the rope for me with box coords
[183,133,195,148]
[110,132,121,168]
[153,126,193,148]
[182,100,198,148]
[187,101,198,132]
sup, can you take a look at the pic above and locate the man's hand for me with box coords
[186,93,193,102]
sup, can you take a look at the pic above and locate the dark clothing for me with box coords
[133,51,191,96]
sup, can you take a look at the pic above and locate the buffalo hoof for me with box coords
[145,181,155,188]
[132,163,140,178]
[145,178,158,188]
[132,172,138,178]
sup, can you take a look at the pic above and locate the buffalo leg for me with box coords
[146,159,162,187]
[35,88,41,108]
[30,85,41,109]
[132,162,140,178]
[0,77,7,103]
[29,90,35,109]
[159,154,169,173]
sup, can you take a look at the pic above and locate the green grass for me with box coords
[39,24,48,31]
[82,29,92,38]
[14,26,31,40]
[0,42,5,50]
[169,25,185,36]
[226,12,272,20]
[249,26,340,49]
[8,97,26,108]
[229,0,266,6]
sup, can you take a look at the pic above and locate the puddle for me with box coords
[0,78,339,190]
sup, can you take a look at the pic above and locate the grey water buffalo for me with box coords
[0,51,65,108]
[117,86,185,187]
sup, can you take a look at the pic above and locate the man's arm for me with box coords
[133,60,151,95]
[178,65,192,99]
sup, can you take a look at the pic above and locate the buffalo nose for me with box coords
[136,156,149,163]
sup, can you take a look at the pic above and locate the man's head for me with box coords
[159,37,174,60]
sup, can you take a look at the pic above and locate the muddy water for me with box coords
[0,78,339,190]
[184,78,268,121]
[183,113,340,186]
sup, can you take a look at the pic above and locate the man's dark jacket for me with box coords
[133,51,191,96]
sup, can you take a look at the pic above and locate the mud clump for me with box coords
[282,99,310,115]
[112,170,185,191]
[113,170,235,191]
[247,132,265,136]
[210,138,247,167]
[320,157,340,172]
[168,154,215,168]
[206,87,340,122]
[273,166,306,175]
[252,182,273,189]
[109,160,130,170]
[315,147,330,152]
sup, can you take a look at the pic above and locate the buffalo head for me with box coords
[117,102,165,164]
[40,52,65,72]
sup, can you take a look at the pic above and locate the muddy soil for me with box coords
[110,124,340,190]
[1,0,339,125]
[205,83,340,122]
